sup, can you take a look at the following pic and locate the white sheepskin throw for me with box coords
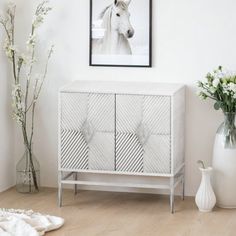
[0,209,64,236]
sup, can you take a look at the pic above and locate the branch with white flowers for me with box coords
[0,1,53,191]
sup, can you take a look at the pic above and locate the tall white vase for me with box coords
[212,112,236,208]
[195,167,216,212]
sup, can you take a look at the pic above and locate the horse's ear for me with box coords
[114,0,130,6]
[114,0,123,6]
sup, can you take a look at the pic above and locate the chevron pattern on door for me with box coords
[60,93,115,171]
[89,132,115,171]
[61,93,88,131]
[143,96,171,135]
[60,130,88,170]
[116,133,144,172]
[88,94,114,132]
[143,135,171,173]
[116,95,143,133]
[116,94,171,174]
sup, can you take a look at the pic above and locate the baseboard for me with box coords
[0,184,15,193]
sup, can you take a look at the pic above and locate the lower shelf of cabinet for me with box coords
[59,163,185,178]
[60,173,183,190]
[61,180,173,190]
[59,163,184,177]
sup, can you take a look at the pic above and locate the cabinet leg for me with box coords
[170,177,175,214]
[58,171,63,207]
[181,174,185,201]
[74,172,78,195]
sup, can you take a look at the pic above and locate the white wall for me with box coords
[3,0,236,196]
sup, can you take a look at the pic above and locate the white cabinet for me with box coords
[58,81,185,213]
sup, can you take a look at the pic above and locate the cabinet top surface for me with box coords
[60,80,185,96]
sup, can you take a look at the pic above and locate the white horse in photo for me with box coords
[92,0,135,55]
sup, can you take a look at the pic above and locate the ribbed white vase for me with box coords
[195,167,216,212]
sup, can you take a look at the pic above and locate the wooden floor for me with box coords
[0,188,236,236]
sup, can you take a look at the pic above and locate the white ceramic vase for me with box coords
[212,112,236,208]
[195,167,216,212]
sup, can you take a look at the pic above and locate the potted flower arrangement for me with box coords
[0,1,53,193]
[197,66,236,208]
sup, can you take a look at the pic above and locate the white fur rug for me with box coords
[0,209,64,235]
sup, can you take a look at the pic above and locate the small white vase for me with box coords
[195,167,216,212]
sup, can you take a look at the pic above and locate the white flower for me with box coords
[3,40,12,59]
[224,70,234,78]
[196,89,207,100]
[229,83,236,93]
[26,34,36,46]
[209,86,216,94]
[3,38,19,60]
[222,84,230,95]
[7,2,16,9]
[19,53,30,64]
[5,49,13,59]
[32,15,44,28]
[215,71,226,80]
[8,44,18,51]
[196,87,204,95]
[202,77,208,84]
[212,78,220,88]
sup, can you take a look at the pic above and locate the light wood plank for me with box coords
[0,188,236,236]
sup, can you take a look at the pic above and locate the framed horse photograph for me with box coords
[89,0,152,67]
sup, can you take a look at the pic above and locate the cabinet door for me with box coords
[116,94,171,174]
[60,93,115,171]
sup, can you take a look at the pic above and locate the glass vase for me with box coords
[215,112,236,148]
[212,112,236,208]
[16,147,40,193]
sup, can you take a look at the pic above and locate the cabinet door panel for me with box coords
[116,94,171,174]
[89,132,114,171]
[88,94,114,132]
[61,93,88,131]
[60,93,115,171]
[116,133,144,172]
[116,95,143,133]
[60,130,88,170]
[143,96,171,135]
[143,135,171,174]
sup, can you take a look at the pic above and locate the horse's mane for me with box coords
[99,5,112,19]
[99,1,128,19]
